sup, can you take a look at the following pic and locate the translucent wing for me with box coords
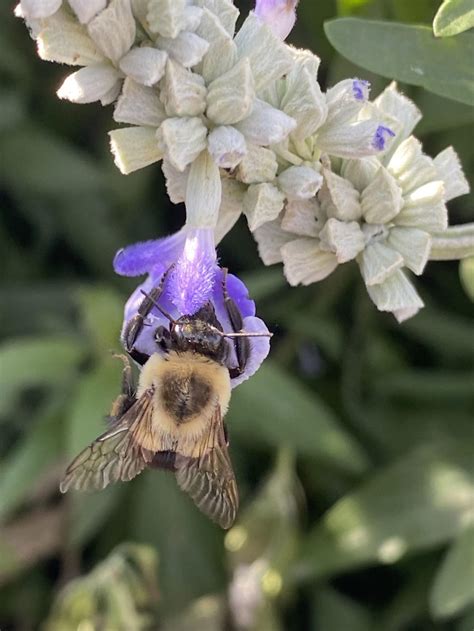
[175,406,239,529]
[60,390,155,493]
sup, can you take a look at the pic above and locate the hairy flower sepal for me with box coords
[114,226,271,387]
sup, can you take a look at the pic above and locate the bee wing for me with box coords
[175,406,239,529]
[60,390,155,493]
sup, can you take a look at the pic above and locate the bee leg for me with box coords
[222,268,250,377]
[107,354,136,425]
[121,267,172,359]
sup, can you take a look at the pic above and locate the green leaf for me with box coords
[229,362,368,475]
[76,286,124,355]
[66,358,125,458]
[458,607,474,631]
[0,336,84,416]
[299,442,474,580]
[415,91,474,134]
[371,369,474,400]
[0,125,105,197]
[240,268,286,301]
[433,0,474,37]
[0,402,63,520]
[70,487,124,547]
[430,526,474,619]
[129,470,225,611]
[324,18,474,105]
[312,588,373,631]
[460,257,474,301]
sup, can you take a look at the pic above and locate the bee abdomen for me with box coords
[161,373,212,423]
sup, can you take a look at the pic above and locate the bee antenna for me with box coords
[222,331,273,339]
[140,290,177,324]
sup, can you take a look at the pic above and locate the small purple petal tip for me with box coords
[372,125,396,151]
[113,230,185,277]
[352,79,370,101]
[254,0,299,40]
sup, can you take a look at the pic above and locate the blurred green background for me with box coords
[0,0,473,630]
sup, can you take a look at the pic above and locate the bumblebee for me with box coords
[60,269,270,529]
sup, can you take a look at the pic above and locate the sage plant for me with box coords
[16,0,472,339]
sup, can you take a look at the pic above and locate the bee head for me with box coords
[169,317,226,358]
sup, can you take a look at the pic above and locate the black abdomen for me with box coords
[161,372,212,423]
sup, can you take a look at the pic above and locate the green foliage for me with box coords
[300,442,474,580]
[433,0,474,37]
[430,527,474,619]
[324,18,474,105]
[0,0,473,630]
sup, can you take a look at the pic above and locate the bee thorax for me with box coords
[161,372,212,424]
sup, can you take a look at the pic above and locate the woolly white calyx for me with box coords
[254,219,292,265]
[387,227,432,275]
[282,238,338,285]
[280,63,327,141]
[118,48,167,87]
[358,241,404,286]
[69,0,106,24]
[186,150,222,228]
[197,0,239,37]
[20,0,61,19]
[156,32,210,68]
[320,169,361,222]
[110,126,163,174]
[206,58,255,126]
[207,126,247,169]
[114,78,166,127]
[281,199,322,238]
[87,0,135,65]
[234,13,293,90]
[361,167,403,224]
[341,157,380,192]
[367,270,424,323]
[37,9,105,65]
[147,0,188,38]
[160,60,207,117]
[214,178,246,243]
[320,218,365,263]
[434,147,470,202]
[374,82,421,150]
[237,145,278,184]
[157,117,208,172]
[57,64,120,104]
[244,183,285,231]
[235,99,296,146]
[278,165,323,200]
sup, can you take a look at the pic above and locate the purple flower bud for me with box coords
[372,125,396,151]
[352,79,370,102]
[114,226,271,387]
[254,0,299,40]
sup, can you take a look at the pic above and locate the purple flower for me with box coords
[352,79,370,102]
[254,0,299,40]
[372,125,396,151]
[114,226,271,387]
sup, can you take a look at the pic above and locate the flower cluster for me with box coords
[17,0,471,324]
[254,82,470,321]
